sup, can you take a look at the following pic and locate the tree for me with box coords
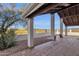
[0,3,26,50]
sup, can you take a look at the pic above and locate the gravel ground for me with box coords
[1,34,79,56]
[11,36,79,56]
[0,33,52,56]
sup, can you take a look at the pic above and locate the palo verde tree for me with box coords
[0,3,26,50]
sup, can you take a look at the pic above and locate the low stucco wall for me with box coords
[15,29,79,36]
[56,31,79,36]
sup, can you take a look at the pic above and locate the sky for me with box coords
[13,3,62,29]
[34,13,62,29]
[16,3,26,9]
[15,3,62,29]
[12,3,79,29]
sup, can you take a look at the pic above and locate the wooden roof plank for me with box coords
[58,4,79,26]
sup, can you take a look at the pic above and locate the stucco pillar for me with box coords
[60,18,63,38]
[27,18,34,48]
[65,26,67,36]
[50,13,55,40]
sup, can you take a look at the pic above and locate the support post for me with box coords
[27,18,34,48]
[60,18,63,38]
[65,26,67,36]
[50,13,55,40]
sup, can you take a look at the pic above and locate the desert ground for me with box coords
[0,32,79,56]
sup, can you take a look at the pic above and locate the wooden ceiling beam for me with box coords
[62,15,79,19]
[67,24,79,26]
[27,4,60,18]
[39,4,60,14]
[67,8,73,25]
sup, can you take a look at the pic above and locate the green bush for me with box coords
[0,29,16,50]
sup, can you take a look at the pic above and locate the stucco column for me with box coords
[65,26,67,36]
[50,13,55,39]
[27,18,34,48]
[60,18,63,38]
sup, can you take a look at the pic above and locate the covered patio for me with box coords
[1,3,79,56]
[22,3,79,48]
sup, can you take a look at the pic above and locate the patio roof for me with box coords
[58,4,79,26]
[22,3,79,26]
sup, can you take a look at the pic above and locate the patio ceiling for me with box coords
[58,4,79,26]
[22,3,79,26]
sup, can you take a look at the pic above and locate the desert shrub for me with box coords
[0,29,16,50]
[0,4,26,50]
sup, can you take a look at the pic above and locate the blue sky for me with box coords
[16,3,25,9]
[34,13,65,29]
[15,3,63,29]
[14,3,79,29]
[34,13,79,29]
